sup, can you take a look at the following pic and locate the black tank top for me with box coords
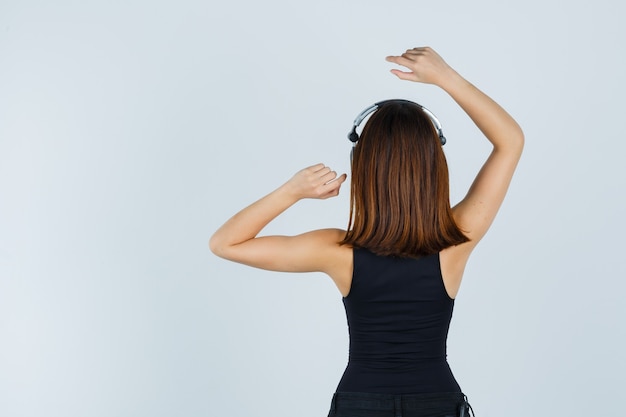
[336,248,461,394]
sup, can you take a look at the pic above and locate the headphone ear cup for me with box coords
[348,128,359,143]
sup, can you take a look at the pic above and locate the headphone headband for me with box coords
[348,99,447,146]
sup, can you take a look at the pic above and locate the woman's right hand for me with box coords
[385,46,457,87]
[283,163,347,200]
[210,163,348,275]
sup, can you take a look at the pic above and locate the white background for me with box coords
[1,1,625,416]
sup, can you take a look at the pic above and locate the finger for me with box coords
[336,173,348,185]
[324,173,347,189]
[321,169,339,184]
[385,55,414,67]
[316,167,332,179]
[312,164,331,174]
[390,69,416,81]
[402,50,421,58]
[321,174,347,198]
[308,163,326,172]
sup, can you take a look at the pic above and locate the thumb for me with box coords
[390,69,416,81]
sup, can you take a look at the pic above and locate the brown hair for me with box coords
[341,101,469,257]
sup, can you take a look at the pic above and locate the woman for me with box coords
[210,46,524,417]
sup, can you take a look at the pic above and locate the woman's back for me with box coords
[209,45,524,416]
[336,248,461,394]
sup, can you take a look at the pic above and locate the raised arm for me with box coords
[209,164,348,275]
[386,47,524,249]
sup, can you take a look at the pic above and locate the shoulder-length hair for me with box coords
[341,101,469,257]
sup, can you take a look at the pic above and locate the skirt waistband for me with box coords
[329,391,474,417]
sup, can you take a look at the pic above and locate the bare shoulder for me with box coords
[308,228,353,267]
[304,228,347,243]
[306,228,353,297]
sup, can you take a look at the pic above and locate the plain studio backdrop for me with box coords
[1,1,625,416]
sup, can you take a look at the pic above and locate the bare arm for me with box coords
[386,47,524,249]
[209,164,348,274]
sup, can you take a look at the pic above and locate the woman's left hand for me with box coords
[284,163,347,200]
[385,46,455,87]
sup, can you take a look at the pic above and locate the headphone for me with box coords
[347,99,447,148]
